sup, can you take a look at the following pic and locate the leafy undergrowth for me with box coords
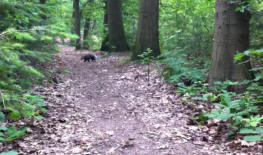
[0,28,76,143]
[159,48,263,152]
[0,1,78,151]
[0,29,54,145]
[0,53,67,154]
[1,46,261,154]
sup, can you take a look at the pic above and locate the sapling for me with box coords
[138,48,154,84]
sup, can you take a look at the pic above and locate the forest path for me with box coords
[2,46,226,154]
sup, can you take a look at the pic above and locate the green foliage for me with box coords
[158,0,216,118]
[0,112,5,123]
[158,1,263,142]
[0,151,18,155]
[123,0,139,45]
[81,0,105,50]
[0,0,73,143]
[243,115,263,128]
[249,1,263,49]
[205,91,258,129]
[160,48,207,84]
[139,48,154,65]
[240,126,263,142]
[168,47,263,142]
[176,82,219,104]
[0,126,26,142]
[0,28,51,128]
[139,48,155,82]
[202,49,263,141]
[239,115,263,142]
[176,83,200,96]
[116,58,132,66]
[234,49,263,103]
[199,88,261,142]
[160,0,215,57]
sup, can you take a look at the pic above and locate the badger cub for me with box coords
[81,54,96,62]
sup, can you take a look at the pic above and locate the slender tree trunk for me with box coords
[132,0,160,60]
[73,0,81,50]
[69,10,76,45]
[83,0,94,49]
[39,0,46,4]
[83,18,91,49]
[39,0,47,20]
[91,20,97,30]
[209,0,252,91]
[101,0,109,51]
[107,0,129,52]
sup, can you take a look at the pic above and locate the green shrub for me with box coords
[202,49,263,142]
[160,48,207,84]
[0,0,73,143]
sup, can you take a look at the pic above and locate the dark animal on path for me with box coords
[81,54,96,62]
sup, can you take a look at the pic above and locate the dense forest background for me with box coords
[1,0,263,154]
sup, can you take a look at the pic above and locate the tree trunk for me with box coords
[39,0,47,20]
[132,0,160,60]
[107,0,129,52]
[101,0,109,51]
[209,0,252,91]
[39,0,46,4]
[73,0,81,50]
[83,0,94,49]
[83,18,91,49]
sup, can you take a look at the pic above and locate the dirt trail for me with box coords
[1,46,228,154]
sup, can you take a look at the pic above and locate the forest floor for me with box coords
[1,45,261,155]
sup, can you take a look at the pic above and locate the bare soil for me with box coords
[1,46,260,155]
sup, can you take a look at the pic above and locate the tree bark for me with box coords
[39,0,47,20]
[83,18,91,49]
[107,0,129,52]
[100,0,109,51]
[209,0,252,91]
[132,0,160,60]
[39,0,46,4]
[83,0,94,49]
[73,0,81,50]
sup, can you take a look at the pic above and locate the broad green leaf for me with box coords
[0,151,18,155]
[35,115,43,120]
[0,126,8,131]
[255,127,263,134]
[0,112,5,123]
[10,111,21,120]
[240,128,256,134]
[5,126,26,142]
[243,135,262,142]
[15,32,36,41]
[40,36,53,41]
